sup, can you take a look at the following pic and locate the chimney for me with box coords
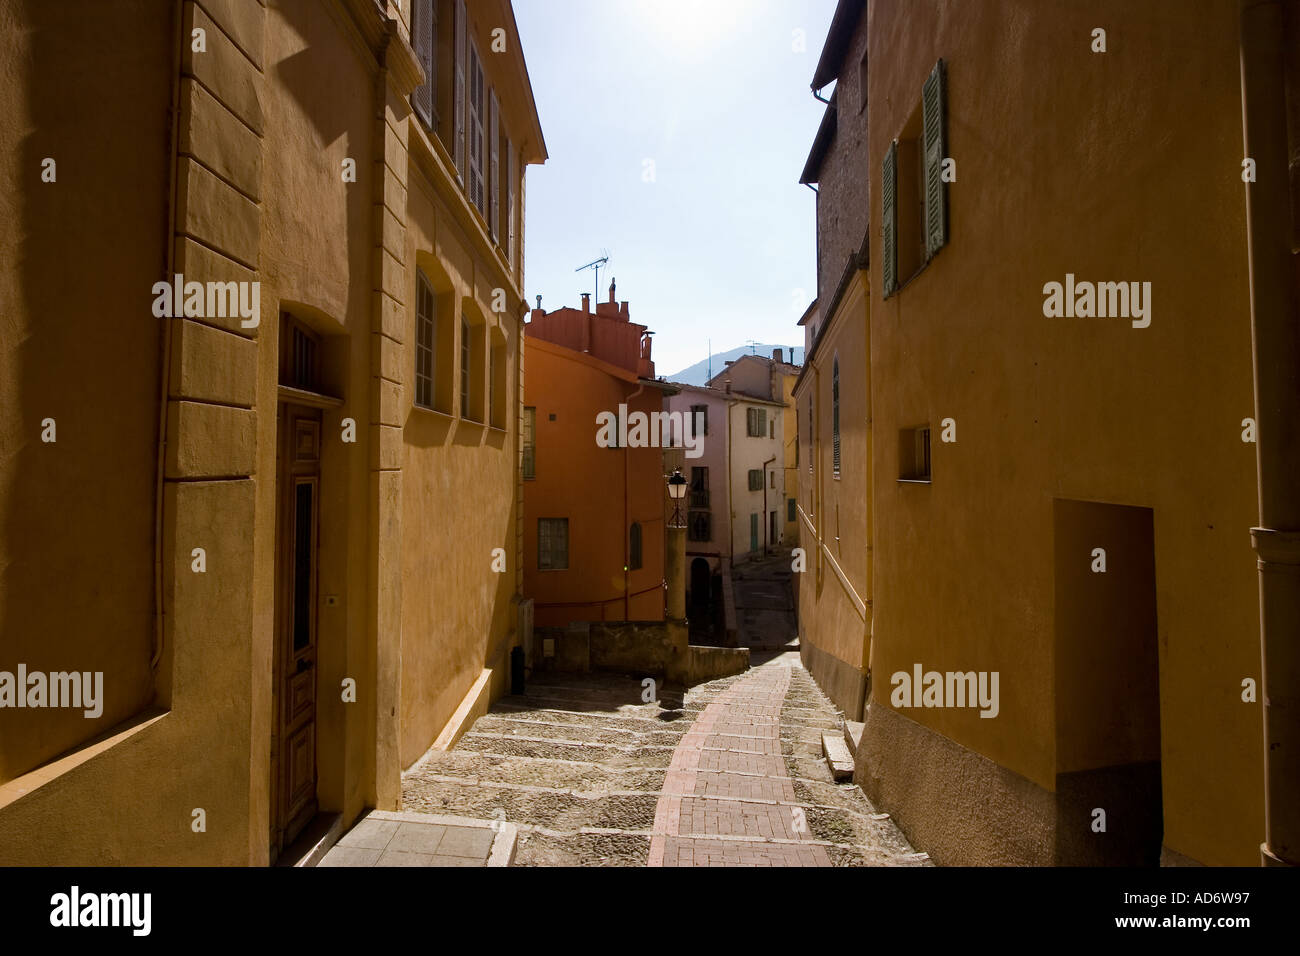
[581,293,591,313]
[724,379,732,394]
[609,277,617,304]
[619,301,629,320]
[772,348,783,363]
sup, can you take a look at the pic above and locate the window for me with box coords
[746,407,766,437]
[832,354,841,477]
[489,332,506,429]
[748,469,763,492]
[769,420,774,439]
[415,273,436,409]
[452,0,466,178]
[467,40,486,218]
[689,466,709,509]
[691,404,708,436]
[279,315,320,391]
[900,426,932,482]
[688,510,711,543]
[489,88,500,241]
[807,397,814,475]
[770,470,776,489]
[504,133,515,267]
[883,58,948,297]
[522,407,536,478]
[628,523,642,571]
[411,0,437,127]
[538,518,569,570]
[788,498,796,522]
[460,315,470,414]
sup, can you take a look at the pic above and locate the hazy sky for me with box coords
[513,0,837,376]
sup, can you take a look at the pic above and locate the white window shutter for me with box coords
[922,58,948,259]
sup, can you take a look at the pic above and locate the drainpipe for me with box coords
[152,0,186,672]
[1240,0,1300,867]
[625,379,647,619]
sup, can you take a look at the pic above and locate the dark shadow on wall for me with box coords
[0,0,175,782]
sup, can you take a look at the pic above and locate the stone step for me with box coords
[822,731,855,781]
[402,778,659,832]
[843,720,865,758]
[409,750,667,794]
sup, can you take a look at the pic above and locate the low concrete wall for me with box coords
[533,620,748,686]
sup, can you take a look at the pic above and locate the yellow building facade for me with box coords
[0,0,544,865]
[799,0,1298,866]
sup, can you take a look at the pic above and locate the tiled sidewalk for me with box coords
[648,663,832,867]
[318,809,516,867]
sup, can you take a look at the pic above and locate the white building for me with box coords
[666,379,787,601]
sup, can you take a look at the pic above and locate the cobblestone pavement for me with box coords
[401,651,929,867]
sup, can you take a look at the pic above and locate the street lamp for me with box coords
[667,468,687,529]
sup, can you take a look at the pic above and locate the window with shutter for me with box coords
[923,58,948,259]
[411,0,435,127]
[468,41,486,217]
[882,140,898,297]
[505,136,515,268]
[453,0,466,180]
[832,354,841,476]
[489,90,500,242]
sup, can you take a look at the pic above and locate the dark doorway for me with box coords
[1053,498,1163,865]
[690,558,711,610]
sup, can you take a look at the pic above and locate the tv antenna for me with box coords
[575,254,610,301]
[746,339,759,355]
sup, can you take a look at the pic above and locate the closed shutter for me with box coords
[922,58,948,259]
[832,357,840,475]
[411,0,434,127]
[489,89,500,242]
[882,140,898,298]
[505,135,515,268]
[453,0,466,179]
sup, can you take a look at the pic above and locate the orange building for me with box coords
[523,285,678,626]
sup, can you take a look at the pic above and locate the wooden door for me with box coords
[271,403,322,859]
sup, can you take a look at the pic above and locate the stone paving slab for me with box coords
[317,809,514,867]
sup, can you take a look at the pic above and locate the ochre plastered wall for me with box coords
[0,0,541,864]
[864,0,1261,865]
[795,272,871,719]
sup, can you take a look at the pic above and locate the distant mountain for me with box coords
[666,344,805,386]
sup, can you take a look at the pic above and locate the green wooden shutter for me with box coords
[882,140,898,297]
[923,58,948,259]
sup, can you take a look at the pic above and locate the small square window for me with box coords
[900,426,931,482]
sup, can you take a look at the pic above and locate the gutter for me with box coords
[1240,0,1300,868]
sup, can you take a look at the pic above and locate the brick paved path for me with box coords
[402,652,928,866]
[649,664,830,866]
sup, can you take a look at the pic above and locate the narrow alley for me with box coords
[401,652,927,866]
